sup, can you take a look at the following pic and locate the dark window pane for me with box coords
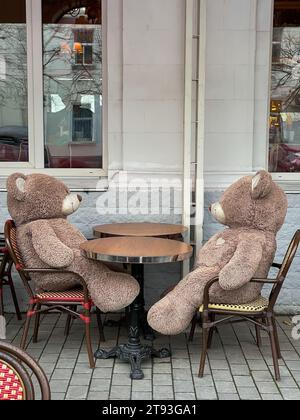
[84,45,93,64]
[42,1,102,169]
[270,0,300,172]
[0,0,28,163]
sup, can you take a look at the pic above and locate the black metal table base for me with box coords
[95,345,170,380]
[104,311,156,341]
[94,263,169,379]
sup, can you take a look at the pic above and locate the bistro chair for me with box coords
[0,340,50,400]
[193,230,300,381]
[4,220,105,369]
[188,262,284,346]
[0,234,22,320]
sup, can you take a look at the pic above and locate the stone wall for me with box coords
[0,189,183,313]
[1,189,300,315]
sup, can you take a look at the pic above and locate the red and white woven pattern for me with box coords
[0,361,24,400]
[10,226,25,267]
[36,288,85,302]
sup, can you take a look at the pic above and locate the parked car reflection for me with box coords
[0,126,102,168]
[0,126,29,162]
[269,143,300,172]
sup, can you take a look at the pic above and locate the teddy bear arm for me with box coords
[218,239,263,291]
[30,221,75,268]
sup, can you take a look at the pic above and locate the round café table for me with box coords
[93,223,188,340]
[81,236,192,380]
[93,223,188,240]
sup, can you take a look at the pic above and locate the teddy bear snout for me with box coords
[62,193,82,216]
[211,202,226,225]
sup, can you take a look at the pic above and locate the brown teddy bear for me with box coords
[147,171,288,335]
[6,173,140,313]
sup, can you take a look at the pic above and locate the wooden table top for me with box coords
[93,223,188,238]
[81,237,193,265]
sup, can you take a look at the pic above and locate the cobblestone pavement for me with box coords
[4,313,300,400]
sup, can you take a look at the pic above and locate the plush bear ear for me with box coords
[251,170,273,199]
[7,173,27,201]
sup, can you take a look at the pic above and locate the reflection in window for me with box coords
[42,1,102,169]
[269,1,300,172]
[0,1,28,163]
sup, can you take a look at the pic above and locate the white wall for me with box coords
[106,0,185,176]
[204,0,273,187]
[106,0,274,189]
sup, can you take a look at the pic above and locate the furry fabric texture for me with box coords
[7,173,140,313]
[147,171,288,336]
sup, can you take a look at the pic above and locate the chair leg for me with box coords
[125,307,130,326]
[8,273,22,321]
[272,316,282,360]
[64,314,72,337]
[207,314,216,349]
[96,308,105,342]
[198,313,210,378]
[21,304,35,349]
[267,315,281,381]
[0,279,4,317]
[255,321,262,348]
[189,313,198,342]
[84,309,95,369]
[33,304,41,343]
[64,306,75,337]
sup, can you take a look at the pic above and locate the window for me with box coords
[0,0,104,175]
[269,0,300,173]
[0,1,28,164]
[74,28,94,65]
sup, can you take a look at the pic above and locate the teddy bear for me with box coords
[147,170,288,336]
[6,173,140,313]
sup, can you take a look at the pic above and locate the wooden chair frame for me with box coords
[0,340,50,400]
[4,220,105,369]
[193,230,300,381]
[0,236,22,320]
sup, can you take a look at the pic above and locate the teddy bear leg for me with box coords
[69,257,140,313]
[147,291,198,336]
[147,267,219,335]
[85,271,140,313]
[33,273,81,293]
[68,255,140,313]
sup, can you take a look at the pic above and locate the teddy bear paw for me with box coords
[88,272,140,313]
[147,295,195,336]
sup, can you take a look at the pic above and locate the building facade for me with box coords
[1,0,300,314]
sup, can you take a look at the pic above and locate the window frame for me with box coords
[269,0,300,186]
[0,0,107,178]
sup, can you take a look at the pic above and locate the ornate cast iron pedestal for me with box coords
[94,264,171,380]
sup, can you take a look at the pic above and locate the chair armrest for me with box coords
[202,276,281,312]
[249,278,279,285]
[202,277,220,311]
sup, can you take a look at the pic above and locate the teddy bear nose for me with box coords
[77,194,82,202]
[209,205,212,212]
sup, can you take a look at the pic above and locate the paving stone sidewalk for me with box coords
[4,313,300,400]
